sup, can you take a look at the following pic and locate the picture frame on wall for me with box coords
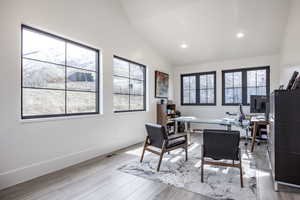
[155,71,169,99]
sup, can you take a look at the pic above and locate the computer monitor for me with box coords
[250,95,268,113]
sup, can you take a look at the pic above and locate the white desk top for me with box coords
[171,116,250,127]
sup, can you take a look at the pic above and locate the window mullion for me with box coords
[206,75,208,103]
[128,64,131,111]
[65,42,67,114]
[242,70,247,105]
[196,75,200,104]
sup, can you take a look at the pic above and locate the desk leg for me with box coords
[251,122,258,152]
[227,124,232,131]
[187,122,192,145]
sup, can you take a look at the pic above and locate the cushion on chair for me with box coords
[167,138,186,148]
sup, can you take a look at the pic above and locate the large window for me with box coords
[181,72,216,105]
[222,66,270,105]
[21,25,99,119]
[113,56,146,112]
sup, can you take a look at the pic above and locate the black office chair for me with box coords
[140,123,188,171]
[201,129,243,187]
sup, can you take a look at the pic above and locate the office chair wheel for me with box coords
[244,142,248,146]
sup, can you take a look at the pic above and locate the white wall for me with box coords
[0,0,173,189]
[280,0,300,85]
[173,55,280,128]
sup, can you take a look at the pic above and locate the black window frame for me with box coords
[113,55,146,113]
[222,66,270,106]
[181,71,217,106]
[21,24,100,119]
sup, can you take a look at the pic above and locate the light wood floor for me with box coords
[0,135,300,200]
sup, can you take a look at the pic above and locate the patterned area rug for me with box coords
[118,142,257,200]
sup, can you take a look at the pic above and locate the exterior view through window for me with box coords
[113,56,146,112]
[222,66,270,105]
[21,25,100,119]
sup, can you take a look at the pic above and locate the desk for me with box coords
[250,117,269,152]
[171,116,249,132]
[171,117,250,145]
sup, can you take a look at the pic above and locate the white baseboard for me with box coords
[0,140,142,190]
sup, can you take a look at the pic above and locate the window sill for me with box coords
[113,110,148,115]
[20,113,103,124]
[181,104,216,106]
[222,104,250,106]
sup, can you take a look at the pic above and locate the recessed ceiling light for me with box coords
[180,43,188,48]
[236,32,244,38]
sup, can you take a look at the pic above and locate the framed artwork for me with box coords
[155,71,169,98]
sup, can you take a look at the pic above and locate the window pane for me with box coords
[67,43,96,71]
[200,90,207,104]
[67,91,96,113]
[130,80,143,95]
[22,29,65,65]
[67,68,96,91]
[199,75,207,89]
[183,76,190,90]
[207,89,214,103]
[130,95,144,110]
[247,87,257,103]
[113,77,129,94]
[225,88,234,104]
[113,94,129,111]
[189,76,196,90]
[113,58,129,77]
[183,90,190,103]
[257,87,267,95]
[225,73,233,88]
[233,72,242,87]
[247,71,257,87]
[23,88,65,116]
[190,90,196,103]
[130,64,144,80]
[207,74,214,89]
[257,70,266,86]
[23,59,65,89]
[233,88,242,103]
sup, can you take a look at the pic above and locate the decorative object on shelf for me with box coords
[160,99,165,104]
[155,71,169,98]
[157,104,178,134]
[291,75,300,90]
[286,71,298,90]
[278,85,284,90]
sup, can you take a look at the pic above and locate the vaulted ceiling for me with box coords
[120,0,291,66]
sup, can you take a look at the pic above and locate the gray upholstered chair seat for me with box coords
[167,138,186,148]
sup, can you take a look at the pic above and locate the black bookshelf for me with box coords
[268,89,300,189]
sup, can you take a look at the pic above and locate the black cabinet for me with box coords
[268,90,300,188]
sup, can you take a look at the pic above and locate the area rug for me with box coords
[118,142,257,200]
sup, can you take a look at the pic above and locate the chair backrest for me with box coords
[145,123,168,148]
[203,129,240,160]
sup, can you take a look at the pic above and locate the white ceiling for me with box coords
[120,0,291,66]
